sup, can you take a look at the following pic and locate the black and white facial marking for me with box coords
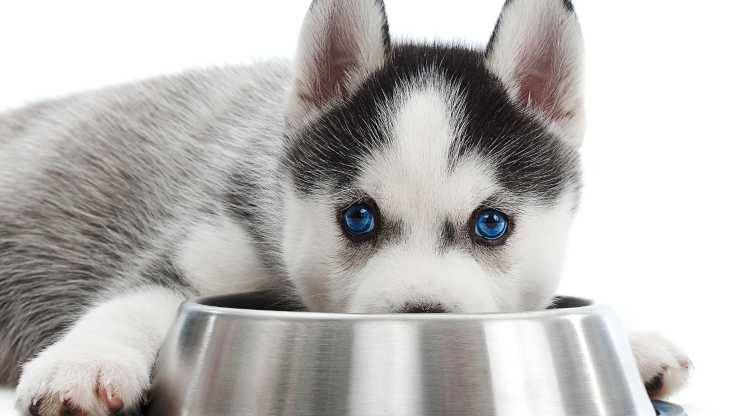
[283,0,584,313]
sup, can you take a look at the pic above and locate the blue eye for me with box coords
[342,203,377,237]
[474,209,509,241]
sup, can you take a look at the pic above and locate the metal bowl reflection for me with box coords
[147,291,660,416]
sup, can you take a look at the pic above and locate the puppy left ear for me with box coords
[486,0,585,146]
[287,0,390,129]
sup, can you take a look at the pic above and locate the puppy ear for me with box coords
[287,0,390,128]
[486,0,585,146]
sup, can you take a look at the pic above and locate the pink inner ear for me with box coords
[514,35,571,121]
[303,12,359,109]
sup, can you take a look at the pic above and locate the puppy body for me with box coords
[0,1,690,414]
[0,63,292,381]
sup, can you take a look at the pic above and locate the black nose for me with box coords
[396,302,449,314]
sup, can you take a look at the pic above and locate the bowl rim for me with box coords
[180,292,607,322]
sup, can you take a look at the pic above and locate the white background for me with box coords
[1,1,738,414]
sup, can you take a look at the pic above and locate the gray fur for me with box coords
[0,62,293,384]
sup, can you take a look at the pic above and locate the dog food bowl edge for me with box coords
[146,291,669,416]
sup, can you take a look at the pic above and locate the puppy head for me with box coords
[282,0,584,313]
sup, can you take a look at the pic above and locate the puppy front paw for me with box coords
[630,332,693,399]
[15,340,151,416]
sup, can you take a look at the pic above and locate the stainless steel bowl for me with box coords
[146,291,660,416]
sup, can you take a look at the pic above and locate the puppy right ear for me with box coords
[485,0,585,146]
[286,0,390,129]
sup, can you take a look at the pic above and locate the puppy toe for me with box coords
[630,332,693,399]
[96,386,124,413]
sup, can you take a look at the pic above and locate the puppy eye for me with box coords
[472,208,509,243]
[341,202,377,239]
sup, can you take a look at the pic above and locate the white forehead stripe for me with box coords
[393,85,456,179]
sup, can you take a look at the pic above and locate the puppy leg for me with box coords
[15,286,185,416]
[630,332,693,399]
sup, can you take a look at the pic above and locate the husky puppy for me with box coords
[0,0,690,414]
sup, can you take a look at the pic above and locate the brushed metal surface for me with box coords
[147,291,656,416]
